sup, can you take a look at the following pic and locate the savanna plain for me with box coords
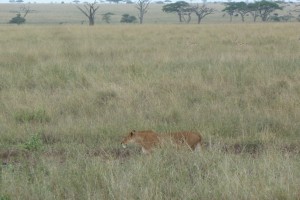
[0,5,300,199]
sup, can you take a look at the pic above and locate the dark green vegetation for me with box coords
[9,13,26,24]
[120,13,137,22]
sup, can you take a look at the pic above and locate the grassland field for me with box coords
[0,3,300,200]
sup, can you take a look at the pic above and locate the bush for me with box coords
[102,12,114,24]
[0,195,11,200]
[9,14,25,25]
[120,14,137,23]
[24,133,43,151]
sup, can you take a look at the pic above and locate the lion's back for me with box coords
[170,131,202,150]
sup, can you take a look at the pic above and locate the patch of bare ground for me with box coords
[219,142,300,157]
[0,149,41,169]
[86,147,136,160]
[43,149,67,163]
[222,142,264,157]
[2,142,299,165]
[0,149,30,165]
[280,143,300,155]
[40,132,61,145]
[41,147,135,163]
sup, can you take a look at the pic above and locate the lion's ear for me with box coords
[131,130,136,136]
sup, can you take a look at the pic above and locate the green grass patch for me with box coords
[14,109,50,124]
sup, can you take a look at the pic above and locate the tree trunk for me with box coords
[187,13,191,23]
[250,12,257,22]
[261,15,267,21]
[178,12,182,22]
[89,16,94,25]
[89,17,94,25]
[241,14,245,22]
[139,11,143,24]
[197,15,202,24]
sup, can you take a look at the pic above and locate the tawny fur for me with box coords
[121,130,160,154]
[121,130,203,153]
[167,131,203,151]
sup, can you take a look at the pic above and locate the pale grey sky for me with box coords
[1,0,100,3]
[0,0,260,3]
[0,0,298,3]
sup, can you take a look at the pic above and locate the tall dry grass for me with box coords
[0,24,300,199]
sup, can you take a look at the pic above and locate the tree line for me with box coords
[8,0,300,25]
[222,1,285,22]
[163,0,298,23]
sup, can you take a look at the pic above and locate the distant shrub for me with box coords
[9,14,26,25]
[102,12,114,24]
[95,90,118,106]
[14,109,50,123]
[24,133,43,151]
[270,14,293,22]
[270,15,281,21]
[40,132,60,145]
[0,195,11,200]
[120,14,137,23]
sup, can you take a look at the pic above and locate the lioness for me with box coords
[121,130,203,154]
[121,130,160,154]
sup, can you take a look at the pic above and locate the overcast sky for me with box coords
[1,0,100,3]
[0,0,262,3]
[0,0,298,3]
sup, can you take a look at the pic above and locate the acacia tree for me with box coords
[222,1,281,22]
[222,2,236,22]
[120,14,137,23]
[102,12,114,23]
[293,5,300,21]
[179,6,193,23]
[192,4,215,24]
[248,2,260,22]
[135,0,151,24]
[20,5,33,18]
[162,1,190,22]
[76,1,100,26]
[234,2,250,22]
[223,2,249,22]
[107,0,122,3]
[9,5,34,25]
[255,0,282,21]
[9,14,25,24]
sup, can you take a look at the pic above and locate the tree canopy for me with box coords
[162,1,190,22]
[255,0,282,21]
[192,4,215,24]
[222,1,282,22]
[120,14,137,23]
[102,12,114,23]
[222,2,238,22]
[9,13,25,25]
